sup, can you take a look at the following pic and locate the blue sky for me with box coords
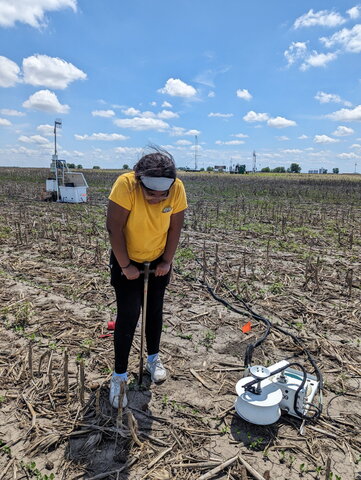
[1,0,361,172]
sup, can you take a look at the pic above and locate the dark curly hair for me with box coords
[134,146,176,180]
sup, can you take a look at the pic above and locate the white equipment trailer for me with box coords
[45,120,88,203]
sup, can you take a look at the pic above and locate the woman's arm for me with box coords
[106,200,140,280]
[156,210,185,276]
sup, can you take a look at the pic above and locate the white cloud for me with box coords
[10,146,38,155]
[208,91,215,97]
[314,91,351,106]
[351,143,361,148]
[75,133,128,141]
[232,133,248,138]
[159,144,177,151]
[215,140,245,145]
[284,42,308,66]
[170,127,200,136]
[92,109,115,118]
[120,107,178,120]
[61,149,84,158]
[347,5,361,19]
[114,117,169,131]
[294,9,346,29]
[333,125,354,136]
[236,89,252,101]
[157,110,179,119]
[190,144,203,151]
[282,149,302,154]
[0,118,11,126]
[37,124,54,136]
[307,150,331,157]
[150,101,157,106]
[114,146,142,155]
[72,150,84,157]
[158,78,197,97]
[193,70,214,88]
[193,66,230,89]
[243,111,269,122]
[122,107,141,116]
[298,134,308,139]
[170,127,186,136]
[176,140,192,145]
[301,51,338,70]
[314,134,340,143]
[23,54,86,89]
[208,112,234,118]
[0,56,21,87]
[23,89,70,113]
[139,111,156,118]
[337,152,360,158]
[0,108,25,116]
[268,116,297,128]
[315,91,341,103]
[321,24,361,53]
[0,0,77,28]
[327,104,361,121]
[262,153,282,158]
[276,136,289,141]
[18,134,49,144]
[162,101,172,108]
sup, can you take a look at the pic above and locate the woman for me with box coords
[106,148,187,408]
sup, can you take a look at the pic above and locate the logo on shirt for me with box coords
[162,206,173,213]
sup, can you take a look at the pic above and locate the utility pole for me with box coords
[253,150,257,173]
[194,135,198,171]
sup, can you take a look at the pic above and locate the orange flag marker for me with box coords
[242,321,252,333]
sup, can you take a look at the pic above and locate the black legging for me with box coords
[110,251,170,374]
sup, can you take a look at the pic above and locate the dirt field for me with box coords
[0,168,360,480]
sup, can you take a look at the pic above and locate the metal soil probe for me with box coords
[138,262,150,385]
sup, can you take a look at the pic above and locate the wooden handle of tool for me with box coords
[138,262,150,385]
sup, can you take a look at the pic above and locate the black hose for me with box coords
[175,262,323,420]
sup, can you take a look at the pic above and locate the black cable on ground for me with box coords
[219,273,324,389]
[175,262,323,420]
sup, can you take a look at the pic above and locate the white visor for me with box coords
[140,176,175,191]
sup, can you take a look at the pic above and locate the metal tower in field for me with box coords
[194,135,199,170]
[45,119,88,203]
[54,118,62,157]
[253,150,257,173]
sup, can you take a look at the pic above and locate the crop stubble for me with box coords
[0,168,360,479]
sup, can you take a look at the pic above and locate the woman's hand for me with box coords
[155,260,171,276]
[122,264,140,280]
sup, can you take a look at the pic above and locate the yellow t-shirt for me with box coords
[108,172,187,262]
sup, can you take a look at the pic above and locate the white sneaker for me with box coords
[146,356,167,383]
[109,373,128,408]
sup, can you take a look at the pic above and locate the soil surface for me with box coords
[0,169,360,480]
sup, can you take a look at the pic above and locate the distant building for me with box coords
[308,168,328,174]
[214,165,227,172]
